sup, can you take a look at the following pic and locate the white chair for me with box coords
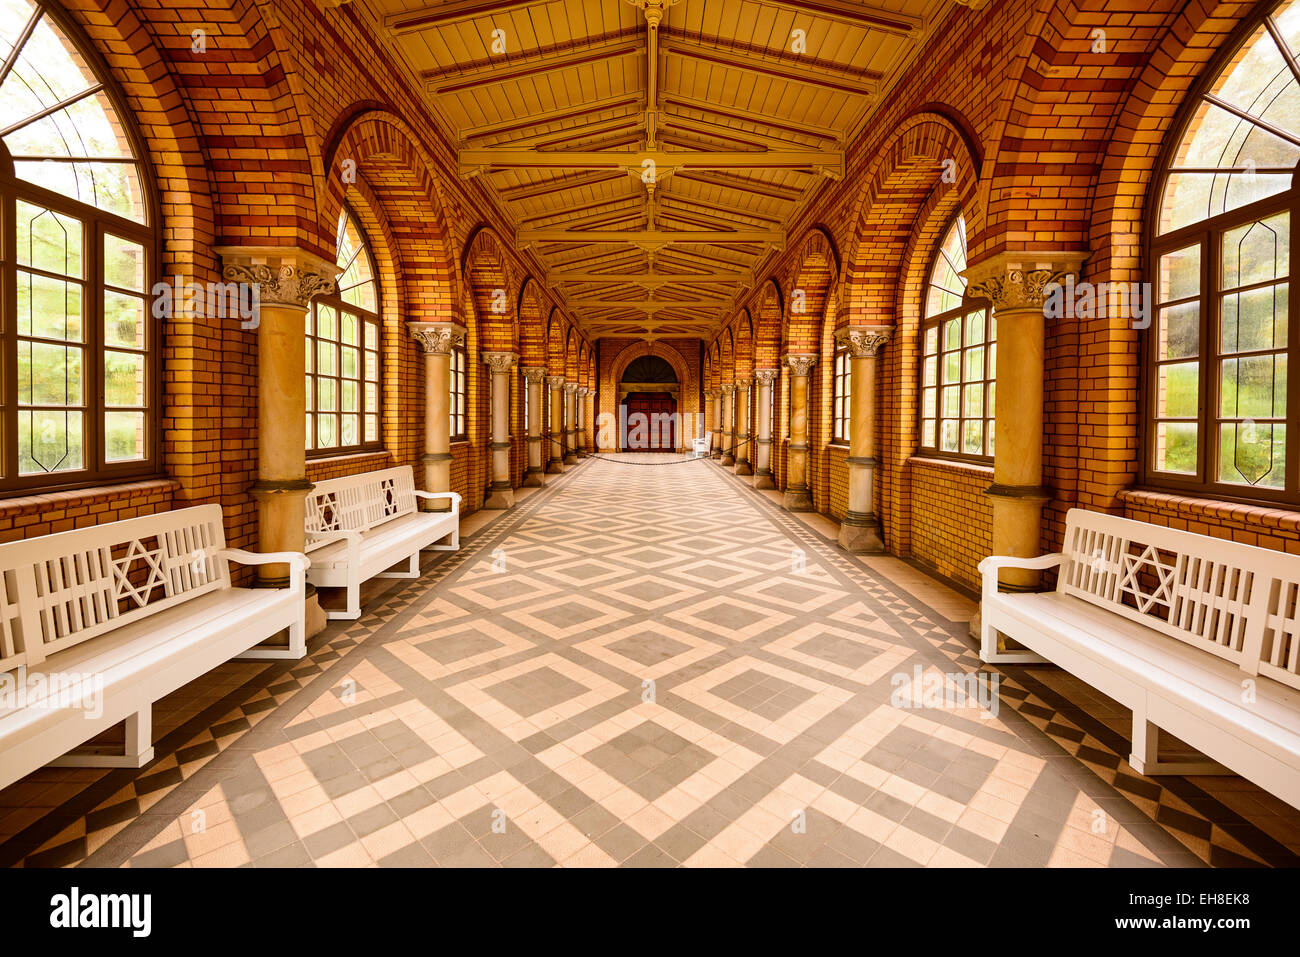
[692,432,712,457]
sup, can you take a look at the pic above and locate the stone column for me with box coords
[710,391,723,458]
[734,377,753,476]
[836,327,893,552]
[219,247,337,589]
[964,252,1086,591]
[482,351,518,509]
[547,376,566,473]
[407,322,465,512]
[719,383,735,466]
[783,354,817,512]
[753,369,778,489]
[563,384,580,464]
[521,366,546,487]
[576,387,590,457]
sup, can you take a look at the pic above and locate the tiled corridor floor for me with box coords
[4,456,1300,867]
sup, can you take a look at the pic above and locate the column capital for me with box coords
[754,368,780,385]
[546,375,566,389]
[785,353,817,376]
[563,382,580,394]
[961,251,1089,311]
[577,387,590,397]
[407,322,466,355]
[721,381,735,391]
[216,245,339,309]
[734,376,753,390]
[521,365,547,383]
[482,351,518,373]
[836,325,894,357]
[704,389,718,399]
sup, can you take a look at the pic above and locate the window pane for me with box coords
[104,350,145,407]
[1221,355,1286,419]
[104,290,145,349]
[104,234,146,292]
[104,411,145,462]
[1158,302,1200,360]
[1154,421,1198,474]
[1159,246,1200,303]
[18,272,82,341]
[1219,421,1285,488]
[19,410,83,475]
[1221,284,1287,353]
[19,343,82,405]
[1156,362,1199,418]
[16,202,82,277]
[1221,213,1289,290]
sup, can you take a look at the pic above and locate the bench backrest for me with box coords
[1058,508,1300,692]
[305,466,418,537]
[0,505,231,674]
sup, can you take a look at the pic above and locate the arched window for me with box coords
[307,207,381,455]
[1,0,156,492]
[1147,0,1300,502]
[918,215,994,460]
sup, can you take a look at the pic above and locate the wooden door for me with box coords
[624,394,677,451]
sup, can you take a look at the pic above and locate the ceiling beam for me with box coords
[663,94,841,143]
[462,94,643,142]
[548,272,748,285]
[425,31,644,95]
[498,170,625,202]
[462,148,842,177]
[566,295,731,306]
[518,228,784,245]
[660,32,879,98]
[386,0,555,34]
[673,170,804,203]
[762,0,922,37]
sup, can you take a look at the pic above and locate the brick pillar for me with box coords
[407,322,464,512]
[522,366,546,486]
[564,384,580,464]
[220,246,337,590]
[783,354,817,512]
[483,351,518,509]
[964,251,1086,594]
[753,369,778,489]
[734,377,753,476]
[836,327,892,552]
[719,383,735,466]
[547,376,566,473]
[577,387,590,457]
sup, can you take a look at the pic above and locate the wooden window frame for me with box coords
[831,347,851,444]
[450,344,468,442]
[0,2,161,496]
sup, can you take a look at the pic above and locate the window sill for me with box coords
[0,477,180,515]
[1118,488,1300,532]
[307,450,391,468]
[907,455,994,477]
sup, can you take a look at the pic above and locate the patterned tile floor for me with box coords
[3,454,1300,867]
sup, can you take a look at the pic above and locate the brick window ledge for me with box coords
[0,478,180,517]
[308,450,392,469]
[1118,488,1300,532]
[907,455,994,478]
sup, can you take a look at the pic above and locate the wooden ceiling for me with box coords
[364,0,950,340]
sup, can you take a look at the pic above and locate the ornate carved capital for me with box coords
[836,326,894,357]
[785,353,818,376]
[577,387,590,397]
[961,251,1089,311]
[754,368,780,385]
[734,377,753,390]
[216,246,339,310]
[546,375,566,390]
[407,322,466,355]
[564,382,580,395]
[721,381,735,392]
[521,365,547,384]
[482,351,518,373]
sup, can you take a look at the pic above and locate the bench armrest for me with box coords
[304,528,362,570]
[977,552,1065,600]
[414,490,461,514]
[218,549,310,593]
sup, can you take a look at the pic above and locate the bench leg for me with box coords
[50,709,154,769]
[376,551,420,579]
[978,615,1047,665]
[1128,713,1232,777]
[428,528,459,551]
[321,579,363,620]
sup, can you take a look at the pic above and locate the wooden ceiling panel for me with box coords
[371,0,947,339]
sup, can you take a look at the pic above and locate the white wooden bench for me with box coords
[692,432,712,457]
[979,508,1300,809]
[304,466,460,620]
[0,504,308,790]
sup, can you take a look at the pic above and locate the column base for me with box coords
[305,590,327,639]
[783,487,813,512]
[484,487,515,509]
[734,461,753,476]
[563,453,579,465]
[548,459,566,474]
[753,469,775,489]
[720,454,735,466]
[838,517,885,553]
[522,467,546,487]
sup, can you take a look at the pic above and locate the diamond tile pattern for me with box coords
[2,456,1298,868]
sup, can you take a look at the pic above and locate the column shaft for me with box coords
[734,380,753,476]
[783,355,816,512]
[754,370,777,489]
[547,377,566,473]
[720,385,735,466]
[836,328,892,552]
